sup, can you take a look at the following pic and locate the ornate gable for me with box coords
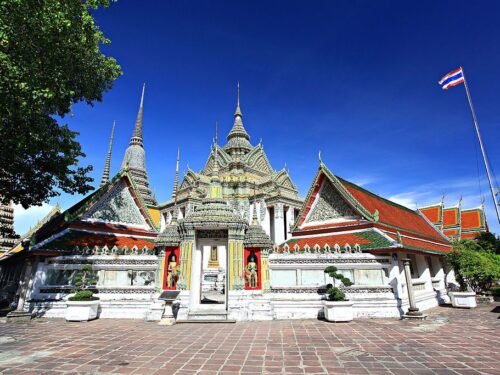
[305,178,358,224]
[82,179,149,228]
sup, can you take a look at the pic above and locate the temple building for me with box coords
[159,84,303,245]
[418,200,488,240]
[0,84,475,321]
[0,202,16,252]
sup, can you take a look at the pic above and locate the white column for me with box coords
[286,206,293,239]
[402,258,422,316]
[416,255,432,291]
[263,203,271,237]
[388,253,403,299]
[274,203,285,245]
[188,242,202,310]
[160,212,166,231]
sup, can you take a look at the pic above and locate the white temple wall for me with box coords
[25,255,164,320]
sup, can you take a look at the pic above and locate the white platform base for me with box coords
[323,300,354,322]
[449,292,477,308]
[65,300,99,322]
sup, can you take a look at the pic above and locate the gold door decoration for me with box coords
[207,245,220,268]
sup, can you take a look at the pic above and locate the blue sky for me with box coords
[15,0,500,234]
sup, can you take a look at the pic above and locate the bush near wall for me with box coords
[446,239,500,293]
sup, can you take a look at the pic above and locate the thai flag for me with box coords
[439,67,465,90]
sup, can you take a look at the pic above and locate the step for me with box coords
[186,309,230,322]
[176,319,236,324]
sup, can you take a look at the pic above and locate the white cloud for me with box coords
[387,191,430,209]
[13,203,55,236]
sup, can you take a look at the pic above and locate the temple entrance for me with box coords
[188,231,228,314]
[200,244,226,304]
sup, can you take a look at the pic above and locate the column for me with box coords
[156,250,166,290]
[16,257,37,311]
[274,203,285,245]
[178,240,193,290]
[402,259,422,316]
[260,249,271,292]
[262,202,271,237]
[228,239,245,290]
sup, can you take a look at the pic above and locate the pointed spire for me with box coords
[172,146,180,202]
[235,81,242,117]
[120,83,157,206]
[100,121,116,187]
[226,82,251,149]
[209,122,223,199]
[130,83,145,147]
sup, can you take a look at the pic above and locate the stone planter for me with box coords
[65,300,100,322]
[449,292,477,308]
[323,300,354,322]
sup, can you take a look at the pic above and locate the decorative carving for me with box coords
[197,229,228,239]
[270,286,393,294]
[305,180,357,223]
[83,180,147,226]
[269,257,390,264]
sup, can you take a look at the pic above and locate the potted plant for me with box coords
[65,265,100,322]
[323,266,354,322]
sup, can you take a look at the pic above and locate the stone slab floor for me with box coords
[0,304,499,375]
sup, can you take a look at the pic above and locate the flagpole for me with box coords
[461,67,500,225]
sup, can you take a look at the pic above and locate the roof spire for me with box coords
[130,83,145,147]
[235,81,242,117]
[100,121,116,187]
[225,82,251,150]
[209,122,223,199]
[172,146,180,202]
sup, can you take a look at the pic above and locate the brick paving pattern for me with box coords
[0,304,499,374]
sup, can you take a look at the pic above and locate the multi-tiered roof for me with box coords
[419,200,488,240]
[160,84,302,215]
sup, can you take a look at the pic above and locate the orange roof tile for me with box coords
[443,208,459,227]
[420,206,441,225]
[386,233,451,253]
[443,228,458,237]
[461,209,482,230]
[339,178,444,240]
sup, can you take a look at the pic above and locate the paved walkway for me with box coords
[0,304,499,375]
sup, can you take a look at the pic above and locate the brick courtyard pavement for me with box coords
[0,304,499,375]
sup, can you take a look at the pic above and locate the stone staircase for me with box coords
[178,308,235,323]
[248,299,274,321]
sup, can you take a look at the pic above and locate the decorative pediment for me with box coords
[245,146,273,175]
[82,180,149,228]
[304,179,358,224]
[202,147,230,175]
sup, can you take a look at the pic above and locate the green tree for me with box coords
[324,265,353,301]
[0,0,121,208]
[475,232,500,255]
[446,239,500,293]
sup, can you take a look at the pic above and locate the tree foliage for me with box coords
[69,264,99,301]
[446,239,500,293]
[475,232,500,255]
[0,0,122,208]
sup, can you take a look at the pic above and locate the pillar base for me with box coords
[6,311,33,323]
[401,309,427,320]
